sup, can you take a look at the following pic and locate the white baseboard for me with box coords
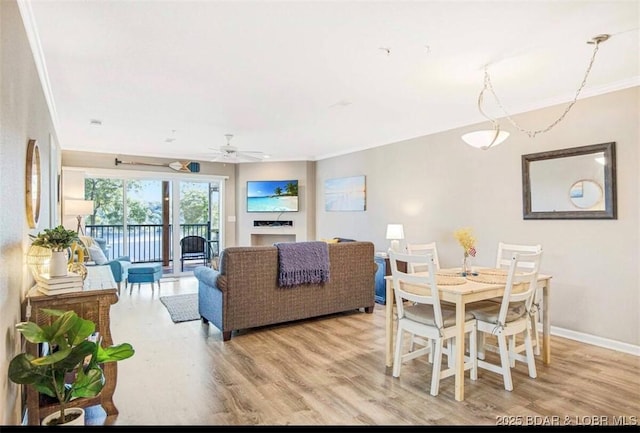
[549,325,640,356]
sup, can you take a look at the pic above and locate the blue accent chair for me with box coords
[108,256,131,294]
[82,236,130,294]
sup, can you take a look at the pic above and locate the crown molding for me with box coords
[17,0,59,133]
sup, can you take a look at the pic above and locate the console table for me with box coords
[23,286,119,425]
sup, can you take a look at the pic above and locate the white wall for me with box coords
[316,87,639,347]
[0,0,59,424]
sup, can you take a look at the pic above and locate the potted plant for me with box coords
[31,225,79,277]
[8,309,135,425]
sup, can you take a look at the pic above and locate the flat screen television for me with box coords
[247,180,299,212]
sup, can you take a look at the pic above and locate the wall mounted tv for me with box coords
[247,180,299,212]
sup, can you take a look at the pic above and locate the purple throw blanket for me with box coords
[276,241,330,287]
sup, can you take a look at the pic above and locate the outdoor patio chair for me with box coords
[180,235,207,271]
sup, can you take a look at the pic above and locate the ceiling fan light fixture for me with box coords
[207,133,266,163]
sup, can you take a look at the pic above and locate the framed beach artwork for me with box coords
[324,175,366,211]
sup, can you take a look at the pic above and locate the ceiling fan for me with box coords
[207,134,266,163]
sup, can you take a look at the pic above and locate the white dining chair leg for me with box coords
[392,326,405,378]
[509,335,517,368]
[447,339,455,368]
[428,339,435,363]
[430,339,445,396]
[524,327,538,379]
[477,332,486,360]
[532,311,541,356]
[470,326,478,381]
[409,335,429,356]
[497,334,513,391]
[408,334,415,352]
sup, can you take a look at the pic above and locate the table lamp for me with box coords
[26,244,51,281]
[65,199,94,235]
[386,224,404,252]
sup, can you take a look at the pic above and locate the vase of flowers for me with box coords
[453,227,477,276]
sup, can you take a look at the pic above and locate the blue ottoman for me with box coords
[127,263,162,291]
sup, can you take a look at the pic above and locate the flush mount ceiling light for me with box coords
[463,34,610,150]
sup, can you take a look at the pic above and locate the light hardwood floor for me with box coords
[86,277,640,426]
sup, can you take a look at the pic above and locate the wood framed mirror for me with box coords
[26,139,41,228]
[522,142,616,220]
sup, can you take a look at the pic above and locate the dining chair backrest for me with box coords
[388,250,444,328]
[496,242,542,273]
[471,249,543,391]
[406,242,440,273]
[497,251,543,325]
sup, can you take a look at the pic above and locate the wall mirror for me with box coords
[25,139,41,228]
[522,142,616,219]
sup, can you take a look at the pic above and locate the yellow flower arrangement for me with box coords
[453,227,477,257]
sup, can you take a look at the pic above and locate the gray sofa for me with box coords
[194,241,376,341]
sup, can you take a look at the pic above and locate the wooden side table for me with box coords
[23,287,119,425]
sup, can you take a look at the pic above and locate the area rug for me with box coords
[159,293,199,323]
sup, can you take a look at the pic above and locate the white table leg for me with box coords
[454,298,465,401]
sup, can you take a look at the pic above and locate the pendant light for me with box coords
[463,34,610,150]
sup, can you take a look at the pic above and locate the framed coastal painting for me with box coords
[324,175,366,211]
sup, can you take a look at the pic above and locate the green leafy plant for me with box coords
[31,225,79,252]
[8,309,135,425]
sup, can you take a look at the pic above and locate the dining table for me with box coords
[384,268,553,402]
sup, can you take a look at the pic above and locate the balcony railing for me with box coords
[86,223,219,264]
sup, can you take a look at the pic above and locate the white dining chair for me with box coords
[495,242,543,356]
[467,250,542,391]
[388,250,477,396]
[405,242,443,353]
[406,242,441,273]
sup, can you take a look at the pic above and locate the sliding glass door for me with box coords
[84,174,221,276]
[175,180,220,272]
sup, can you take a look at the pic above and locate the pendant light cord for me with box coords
[481,35,607,139]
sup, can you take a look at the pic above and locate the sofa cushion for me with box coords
[88,244,108,265]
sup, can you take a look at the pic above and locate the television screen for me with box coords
[247,180,299,212]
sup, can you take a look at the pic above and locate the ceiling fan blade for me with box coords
[237,153,264,162]
[206,134,266,163]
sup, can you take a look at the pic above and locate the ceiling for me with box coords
[24,1,639,163]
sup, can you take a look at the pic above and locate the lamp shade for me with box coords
[386,224,404,253]
[65,199,94,216]
[462,129,510,150]
[386,224,404,240]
